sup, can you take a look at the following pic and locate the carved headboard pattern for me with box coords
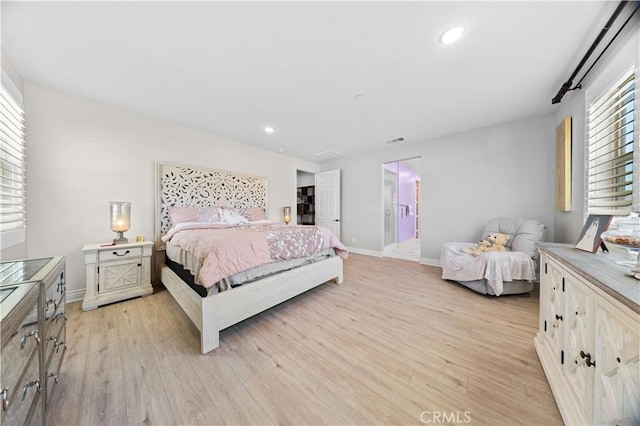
[155,162,268,249]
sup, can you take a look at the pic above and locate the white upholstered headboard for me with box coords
[155,161,268,249]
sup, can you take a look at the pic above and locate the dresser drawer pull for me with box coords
[55,340,67,353]
[21,381,40,401]
[112,250,130,257]
[47,372,59,384]
[46,299,57,312]
[20,331,40,349]
[47,336,57,346]
[1,388,8,411]
[54,312,67,322]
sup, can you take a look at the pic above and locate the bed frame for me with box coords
[155,161,344,354]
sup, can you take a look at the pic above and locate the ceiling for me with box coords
[1,1,615,162]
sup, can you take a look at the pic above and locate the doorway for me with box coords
[296,169,341,240]
[296,170,315,225]
[382,158,421,261]
[383,169,397,246]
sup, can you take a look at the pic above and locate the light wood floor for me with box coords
[48,254,562,425]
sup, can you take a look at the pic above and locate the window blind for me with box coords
[0,83,26,235]
[586,68,635,215]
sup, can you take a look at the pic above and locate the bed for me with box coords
[155,161,347,354]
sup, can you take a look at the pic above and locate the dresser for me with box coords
[535,243,639,425]
[0,256,66,426]
[82,241,153,310]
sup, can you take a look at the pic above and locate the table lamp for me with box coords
[110,201,131,244]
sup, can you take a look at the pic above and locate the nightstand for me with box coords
[81,241,153,311]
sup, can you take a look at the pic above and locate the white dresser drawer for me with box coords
[98,246,142,261]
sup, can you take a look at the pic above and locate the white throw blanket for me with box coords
[440,242,536,296]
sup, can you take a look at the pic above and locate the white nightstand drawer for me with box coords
[98,246,142,261]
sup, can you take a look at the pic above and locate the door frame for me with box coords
[381,157,422,258]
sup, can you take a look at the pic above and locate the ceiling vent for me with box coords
[386,137,405,144]
[314,150,344,161]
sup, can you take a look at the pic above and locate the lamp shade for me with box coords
[110,202,131,244]
[283,206,292,224]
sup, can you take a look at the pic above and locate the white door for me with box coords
[315,169,341,239]
[383,172,397,246]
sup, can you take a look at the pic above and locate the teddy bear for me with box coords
[484,233,510,252]
[464,239,493,255]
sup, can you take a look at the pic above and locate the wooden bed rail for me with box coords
[160,255,344,354]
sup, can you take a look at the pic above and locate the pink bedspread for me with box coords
[162,222,348,288]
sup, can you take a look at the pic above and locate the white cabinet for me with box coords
[563,273,594,420]
[82,241,153,311]
[535,244,639,426]
[540,258,565,363]
[593,297,640,424]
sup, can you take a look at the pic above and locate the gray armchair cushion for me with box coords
[481,217,546,260]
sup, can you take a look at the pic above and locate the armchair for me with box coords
[441,218,547,296]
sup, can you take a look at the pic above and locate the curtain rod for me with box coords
[551,1,634,105]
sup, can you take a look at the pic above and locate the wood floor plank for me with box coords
[81,323,125,425]
[118,330,178,425]
[45,344,87,426]
[47,254,562,425]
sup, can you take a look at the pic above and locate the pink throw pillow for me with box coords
[168,206,197,226]
[248,207,267,221]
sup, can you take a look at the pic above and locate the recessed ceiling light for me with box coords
[439,25,465,45]
[265,126,275,134]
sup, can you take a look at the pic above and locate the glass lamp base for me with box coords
[113,232,128,245]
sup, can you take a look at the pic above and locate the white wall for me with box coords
[551,95,587,243]
[296,170,315,187]
[22,82,319,301]
[553,18,639,243]
[322,19,638,263]
[323,114,556,264]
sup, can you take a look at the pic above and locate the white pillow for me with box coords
[219,209,249,225]
[196,207,220,223]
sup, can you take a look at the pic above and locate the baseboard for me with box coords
[420,257,441,267]
[67,281,162,303]
[66,288,85,303]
